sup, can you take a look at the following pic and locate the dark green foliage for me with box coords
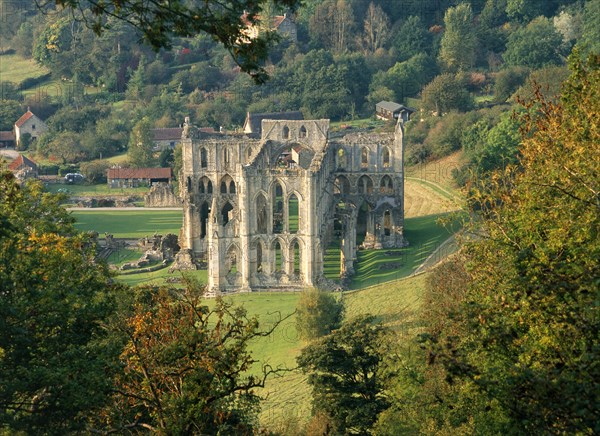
[52,0,302,83]
[100,282,284,434]
[297,315,388,434]
[391,16,432,62]
[295,289,343,341]
[493,66,530,102]
[159,148,174,168]
[0,173,120,433]
[421,73,474,114]
[504,17,564,68]
[80,159,110,183]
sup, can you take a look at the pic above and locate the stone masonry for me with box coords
[175,117,407,294]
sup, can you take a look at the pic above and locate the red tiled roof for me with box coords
[15,111,34,128]
[242,13,289,29]
[107,167,172,180]
[8,154,37,171]
[151,127,183,141]
[0,131,15,141]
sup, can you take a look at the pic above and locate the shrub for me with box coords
[295,288,343,341]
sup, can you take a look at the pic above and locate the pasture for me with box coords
[71,209,182,238]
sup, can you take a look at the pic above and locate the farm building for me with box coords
[107,167,172,188]
[375,101,415,122]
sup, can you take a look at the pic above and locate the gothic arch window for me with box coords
[199,181,205,194]
[288,193,299,233]
[200,202,209,238]
[187,177,192,192]
[361,147,369,168]
[272,182,284,233]
[246,146,253,161]
[207,180,213,194]
[290,239,301,275]
[223,147,230,167]
[299,125,307,138]
[220,174,234,194]
[227,245,238,273]
[221,202,234,226]
[380,175,393,194]
[200,147,208,168]
[337,147,348,169]
[256,193,268,233]
[382,147,391,168]
[283,125,290,139]
[383,210,392,236]
[199,176,212,194]
[334,175,350,195]
[273,240,283,272]
[358,175,374,194]
[256,241,263,272]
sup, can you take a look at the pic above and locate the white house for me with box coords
[14,109,48,147]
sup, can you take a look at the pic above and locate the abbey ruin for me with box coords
[176,117,407,294]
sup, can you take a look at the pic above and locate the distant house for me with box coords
[375,101,415,122]
[0,131,15,148]
[241,12,298,43]
[107,167,172,188]
[243,111,304,136]
[8,154,38,179]
[151,127,183,151]
[14,109,48,146]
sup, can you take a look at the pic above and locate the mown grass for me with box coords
[322,212,463,289]
[0,53,48,84]
[72,210,183,238]
[47,183,151,196]
[115,268,207,287]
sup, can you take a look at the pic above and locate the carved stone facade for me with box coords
[176,118,407,294]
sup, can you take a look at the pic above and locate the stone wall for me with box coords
[144,183,182,207]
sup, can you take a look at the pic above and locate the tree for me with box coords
[421,73,474,114]
[51,0,302,83]
[80,159,111,183]
[391,15,432,62]
[0,173,120,433]
[128,117,155,167]
[297,315,389,434]
[503,17,563,69]
[99,283,287,434]
[439,3,478,71]
[580,0,600,55]
[0,100,22,131]
[431,53,600,433]
[359,2,390,54]
[493,66,530,102]
[309,0,356,53]
[295,289,343,341]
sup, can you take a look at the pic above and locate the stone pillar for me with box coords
[206,198,221,295]
[238,170,251,292]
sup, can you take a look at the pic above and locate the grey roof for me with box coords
[244,111,304,134]
[376,101,415,113]
[151,127,183,141]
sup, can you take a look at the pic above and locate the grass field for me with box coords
[252,273,428,430]
[0,53,48,85]
[405,151,466,195]
[115,268,207,287]
[47,183,150,196]
[72,210,183,238]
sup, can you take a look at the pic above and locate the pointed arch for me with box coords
[272,239,284,272]
[226,244,239,274]
[288,193,299,233]
[255,239,264,272]
[289,238,302,275]
[200,201,209,238]
[220,174,234,194]
[379,175,393,194]
[299,125,307,138]
[283,125,290,139]
[221,202,234,226]
[382,147,391,168]
[361,147,369,168]
[337,147,348,169]
[199,176,212,194]
[383,210,392,236]
[255,193,268,233]
[334,175,350,195]
[272,181,284,233]
[200,147,208,168]
[358,175,374,194]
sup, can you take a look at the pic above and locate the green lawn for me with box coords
[323,212,463,289]
[72,210,183,238]
[106,246,144,266]
[0,53,49,84]
[47,183,151,196]
[115,268,207,287]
